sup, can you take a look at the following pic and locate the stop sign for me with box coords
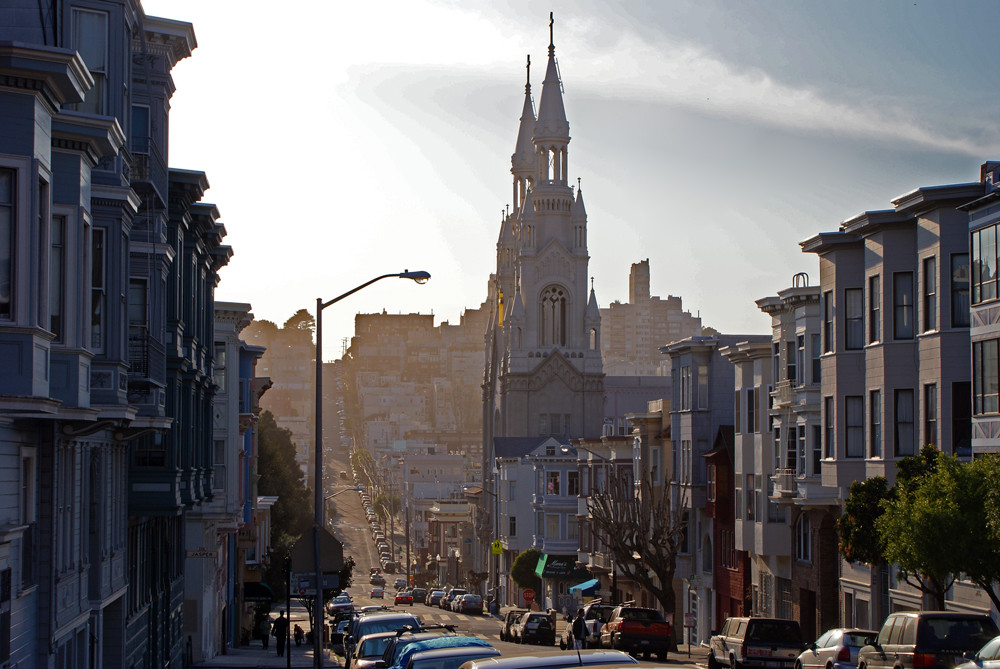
[523,588,535,602]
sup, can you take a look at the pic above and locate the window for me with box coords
[795,514,811,562]
[0,169,12,319]
[772,341,780,385]
[954,382,972,457]
[753,387,760,432]
[698,365,709,408]
[680,366,691,410]
[796,335,805,385]
[870,390,882,458]
[735,388,742,434]
[974,339,1000,415]
[49,215,65,339]
[131,105,150,154]
[566,470,579,496]
[797,425,806,476]
[773,427,781,473]
[894,273,914,339]
[869,275,881,343]
[91,228,106,351]
[707,464,716,501]
[786,340,796,383]
[681,440,692,481]
[545,471,560,495]
[811,334,821,384]
[72,9,109,115]
[952,254,970,327]
[924,384,937,447]
[746,474,755,520]
[567,517,578,541]
[509,516,516,536]
[923,257,937,332]
[846,396,864,458]
[786,429,797,470]
[545,514,560,539]
[973,225,998,304]
[811,425,822,475]
[746,388,755,435]
[539,285,567,346]
[894,389,915,456]
[846,288,864,349]
[824,397,834,458]
[823,291,833,352]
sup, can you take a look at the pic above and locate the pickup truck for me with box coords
[598,604,672,661]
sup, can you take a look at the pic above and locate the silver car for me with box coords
[796,628,877,669]
[956,634,1000,669]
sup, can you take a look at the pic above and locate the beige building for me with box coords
[601,259,704,376]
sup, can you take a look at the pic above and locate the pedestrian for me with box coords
[258,615,272,650]
[294,624,304,647]
[571,608,589,650]
[273,611,289,656]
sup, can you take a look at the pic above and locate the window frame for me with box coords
[845,287,864,349]
[870,389,882,458]
[894,272,915,340]
[845,396,864,458]
[923,256,937,333]
[894,389,915,457]
[952,253,970,327]
[869,274,881,343]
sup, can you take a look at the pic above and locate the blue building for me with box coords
[0,2,233,666]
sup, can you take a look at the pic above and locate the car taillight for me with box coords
[912,653,937,668]
[837,647,851,663]
[741,642,747,658]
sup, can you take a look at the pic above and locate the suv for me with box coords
[344,611,421,668]
[708,617,804,669]
[858,611,999,669]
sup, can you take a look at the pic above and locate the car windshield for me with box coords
[917,619,1000,652]
[747,621,802,644]
[621,609,662,622]
[358,636,394,658]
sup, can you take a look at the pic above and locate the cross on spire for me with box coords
[525,54,531,93]
[549,12,555,54]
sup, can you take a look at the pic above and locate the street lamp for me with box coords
[311,270,429,667]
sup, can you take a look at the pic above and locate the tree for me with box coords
[374,492,400,520]
[257,410,312,540]
[351,449,377,488]
[510,548,542,593]
[836,476,890,565]
[283,308,315,333]
[587,472,688,626]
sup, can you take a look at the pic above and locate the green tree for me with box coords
[510,548,542,593]
[283,308,315,333]
[836,476,890,565]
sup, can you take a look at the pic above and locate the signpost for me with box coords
[523,588,535,606]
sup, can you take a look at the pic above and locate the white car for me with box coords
[370,587,384,599]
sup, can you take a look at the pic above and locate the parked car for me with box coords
[389,636,497,669]
[441,588,468,610]
[458,649,639,669]
[351,631,399,669]
[598,604,672,660]
[858,611,999,669]
[395,591,414,606]
[559,601,614,650]
[370,587,385,599]
[370,573,386,586]
[455,594,484,615]
[395,577,407,590]
[381,627,461,669]
[498,609,529,642]
[512,611,557,646]
[331,618,354,655]
[427,590,446,606]
[383,561,398,574]
[345,611,422,668]
[708,617,804,669]
[328,594,355,614]
[411,588,428,604]
[796,628,878,669]
[955,634,1000,669]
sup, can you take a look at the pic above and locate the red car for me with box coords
[394,590,413,606]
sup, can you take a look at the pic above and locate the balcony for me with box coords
[771,468,797,498]
[131,137,167,192]
[128,327,166,386]
[772,381,795,408]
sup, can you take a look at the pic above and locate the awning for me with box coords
[243,581,275,602]
[569,578,600,594]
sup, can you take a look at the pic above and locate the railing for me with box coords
[131,137,167,188]
[21,523,34,589]
[771,468,797,498]
[128,327,166,385]
[772,380,795,407]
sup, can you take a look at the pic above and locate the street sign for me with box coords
[684,612,696,628]
[294,573,340,596]
[523,588,535,603]
[491,540,503,555]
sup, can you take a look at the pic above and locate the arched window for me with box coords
[540,286,567,346]
[795,514,811,562]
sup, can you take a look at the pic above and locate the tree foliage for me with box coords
[283,308,315,333]
[351,448,377,489]
[258,410,312,541]
[510,548,542,592]
[839,446,1000,610]
[587,472,687,626]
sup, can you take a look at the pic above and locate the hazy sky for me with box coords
[142,0,1000,359]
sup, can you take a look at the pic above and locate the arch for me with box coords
[539,285,568,347]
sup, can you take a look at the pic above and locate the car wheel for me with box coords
[658,652,668,662]
[733,657,744,669]
[709,654,720,669]
[559,638,566,650]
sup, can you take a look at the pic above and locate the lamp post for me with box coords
[559,443,617,605]
[312,270,429,667]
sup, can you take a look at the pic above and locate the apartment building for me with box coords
[802,175,984,622]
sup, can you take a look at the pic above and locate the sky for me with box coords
[142,0,1000,360]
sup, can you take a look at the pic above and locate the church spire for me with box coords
[511,54,535,210]
[534,12,570,185]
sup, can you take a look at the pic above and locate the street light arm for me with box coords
[560,443,612,462]
[320,270,430,311]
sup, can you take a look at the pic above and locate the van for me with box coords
[708,617,804,669]
[858,611,999,669]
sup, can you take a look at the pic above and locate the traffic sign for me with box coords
[523,588,535,603]
[491,540,503,555]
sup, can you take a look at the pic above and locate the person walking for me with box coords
[273,611,289,656]
[294,624,304,647]
[258,615,272,650]
[571,608,589,650]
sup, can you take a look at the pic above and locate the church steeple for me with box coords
[534,12,570,185]
[511,54,535,212]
